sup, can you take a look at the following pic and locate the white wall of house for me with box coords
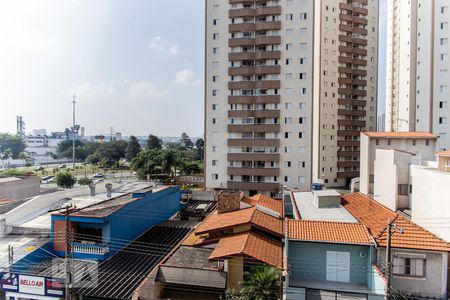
[411,165,450,241]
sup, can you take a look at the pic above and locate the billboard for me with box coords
[0,272,65,298]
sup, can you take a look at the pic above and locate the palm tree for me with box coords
[240,266,281,300]
[18,152,28,167]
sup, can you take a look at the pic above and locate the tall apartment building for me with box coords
[205,0,378,196]
[386,0,450,150]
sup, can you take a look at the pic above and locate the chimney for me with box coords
[89,183,96,196]
[105,183,113,198]
[217,191,244,214]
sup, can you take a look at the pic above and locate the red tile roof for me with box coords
[209,232,282,268]
[195,207,283,236]
[342,193,450,251]
[362,132,437,139]
[248,194,283,215]
[287,219,373,245]
[435,150,450,157]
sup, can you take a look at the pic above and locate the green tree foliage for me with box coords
[240,266,280,300]
[0,133,26,159]
[181,161,201,175]
[56,172,77,188]
[131,149,164,179]
[126,135,141,161]
[180,132,194,149]
[146,134,162,150]
[56,140,85,159]
[78,177,92,186]
[195,138,204,161]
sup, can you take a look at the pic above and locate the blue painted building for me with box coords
[51,186,181,260]
[285,219,385,300]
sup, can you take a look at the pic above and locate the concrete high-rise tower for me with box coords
[205,0,379,196]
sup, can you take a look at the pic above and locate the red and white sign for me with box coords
[18,275,45,295]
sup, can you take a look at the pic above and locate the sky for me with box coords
[0,0,386,137]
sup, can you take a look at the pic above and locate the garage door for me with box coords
[326,251,350,283]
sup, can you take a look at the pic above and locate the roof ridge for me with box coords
[292,219,363,225]
[395,214,450,247]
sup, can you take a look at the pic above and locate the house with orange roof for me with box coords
[193,191,284,290]
[343,193,450,299]
[285,190,385,299]
[360,131,437,195]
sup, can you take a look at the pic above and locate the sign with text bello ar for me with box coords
[0,272,65,297]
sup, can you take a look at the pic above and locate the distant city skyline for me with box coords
[0,0,386,137]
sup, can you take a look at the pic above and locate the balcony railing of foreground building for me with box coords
[73,243,110,255]
[228,180,280,191]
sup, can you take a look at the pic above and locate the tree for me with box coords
[180,132,194,149]
[195,138,204,161]
[18,152,28,166]
[0,133,26,159]
[181,161,202,175]
[1,149,12,169]
[162,149,177,177]
[239,266,281,300]
[147,134,162,150]
[126,136,141,161]
[56,140,84,159]
[131,149,164,180]
[78,177,92,186]
[56,172,77,188]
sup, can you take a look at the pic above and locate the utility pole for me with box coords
[71,94,77,170]
[8,245,13,272]
[385,219,403,298]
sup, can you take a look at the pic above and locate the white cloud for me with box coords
[73,80,167,100]
[148,36,180,56]
[174,69,202,87]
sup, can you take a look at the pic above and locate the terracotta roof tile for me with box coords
[195,207,283,236]
[362,131,437,139]
[241,194,283,216]
[342,193,450,251]
[435,150,450,157]
[287,219,373,245]
[209,232,282,268]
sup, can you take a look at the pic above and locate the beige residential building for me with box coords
[205,0,379,196]
[386,0,450,150]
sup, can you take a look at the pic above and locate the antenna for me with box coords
[71,94,77,169]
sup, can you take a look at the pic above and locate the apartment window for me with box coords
[284,176,291,183]
[439,117,447,124]
[299,132,304,139]
[213,19,218,26]
[441,70,448,77]
[442,6,448,14]
[398,184,409,196]
[299,73,306,80]
[285,132,292,138]
[286,14,293,21]
[298,176,306,183]
[212,174,218,180]
[440,85,448,93]
[285,73,293,80]
[300,13,307,20]
[284,161,292,168]
[213,47,219,54]
[300,57,306,64]
[285,102,293,109]
[442,22,449,30]
[375,139,379,146]
[299,147,306,153]
[286,43,293,50]
[212,61,219,69]
[299,102,306,110]
[212,90,218,96]
[299,28,307,35]
[299,161,306,168]
[441,54,448,62]
[300,88,307,95]
[212,75,218,82]
[441,38,449,45]
[212,146,217,152]
[299,43,307,50]
[387,139,391,146]
[286,29,293,36]
[440,101,448,108]
[212,160,217,166]
[393,255,426,278]
[285,117,292,124]
[286,58,293,65]
[212,118,218,124]
[213,33,219,40]
[412,139,416,146]
[212,4,219,11]
[284,146,292,153]
[299,117,304,124]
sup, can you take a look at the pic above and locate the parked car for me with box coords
[92,173,105,179]
[41,176,55,183]
[35,166,45,171]
[58,164,67,169]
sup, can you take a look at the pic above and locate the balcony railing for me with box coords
[73,243,109,255]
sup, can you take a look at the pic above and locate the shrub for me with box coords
[78,177,92,186]
[56,172,77,189]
